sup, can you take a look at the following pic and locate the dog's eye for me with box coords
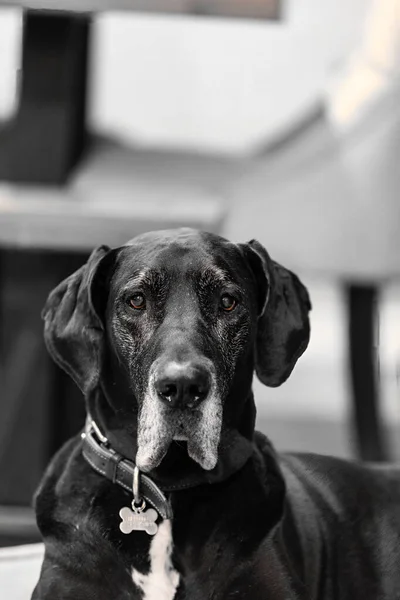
[220,294,237,312]
[129,293,146,310]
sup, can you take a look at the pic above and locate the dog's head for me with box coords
[42,229,311,474]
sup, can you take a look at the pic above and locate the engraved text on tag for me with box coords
[119,506,158,536]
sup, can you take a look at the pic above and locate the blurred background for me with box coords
[0,0,399,550]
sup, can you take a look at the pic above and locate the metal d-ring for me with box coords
[132,466,146,512]
[91,419,108,445]
[131,498,146,513]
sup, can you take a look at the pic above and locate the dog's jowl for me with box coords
[32,229,400,600]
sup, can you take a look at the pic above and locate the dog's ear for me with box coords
[243,239,311,387]
[42,245,117,396]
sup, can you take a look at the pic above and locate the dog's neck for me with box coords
[83,372,291,598]
[87,383,257,492]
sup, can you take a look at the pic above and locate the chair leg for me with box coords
[346,283,390,462]
[0,332,41,462]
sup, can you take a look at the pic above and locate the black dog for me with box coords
[32,228,400,600]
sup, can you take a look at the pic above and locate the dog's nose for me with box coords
[154,362,211,409]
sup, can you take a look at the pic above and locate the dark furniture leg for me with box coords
[0,250,87,511]
[0,250,54,506]
[347,284,389,462]
[0,11,90,183]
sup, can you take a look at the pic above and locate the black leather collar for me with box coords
[81,420,173,520]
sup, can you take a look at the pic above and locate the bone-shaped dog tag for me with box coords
[119,506,158,536]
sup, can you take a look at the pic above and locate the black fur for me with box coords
[33,228,400,600]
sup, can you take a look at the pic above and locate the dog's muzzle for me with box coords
[135,359,222,473]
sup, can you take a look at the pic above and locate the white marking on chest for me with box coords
[132,520,180,600]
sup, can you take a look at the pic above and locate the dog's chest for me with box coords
[131,520,180,600]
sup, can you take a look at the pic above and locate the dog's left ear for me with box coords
[42,245,118,396]
[242,239,311,387]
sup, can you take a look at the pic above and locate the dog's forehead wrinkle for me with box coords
[113,235,247,298]
[200,265,231,284]
[119,268,169,291]
[117,263,202,298]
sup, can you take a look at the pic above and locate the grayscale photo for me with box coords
[0,1,399,598]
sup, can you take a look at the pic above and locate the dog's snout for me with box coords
[154,361,211,409]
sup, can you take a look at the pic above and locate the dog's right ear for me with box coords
[42,245,118,396]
